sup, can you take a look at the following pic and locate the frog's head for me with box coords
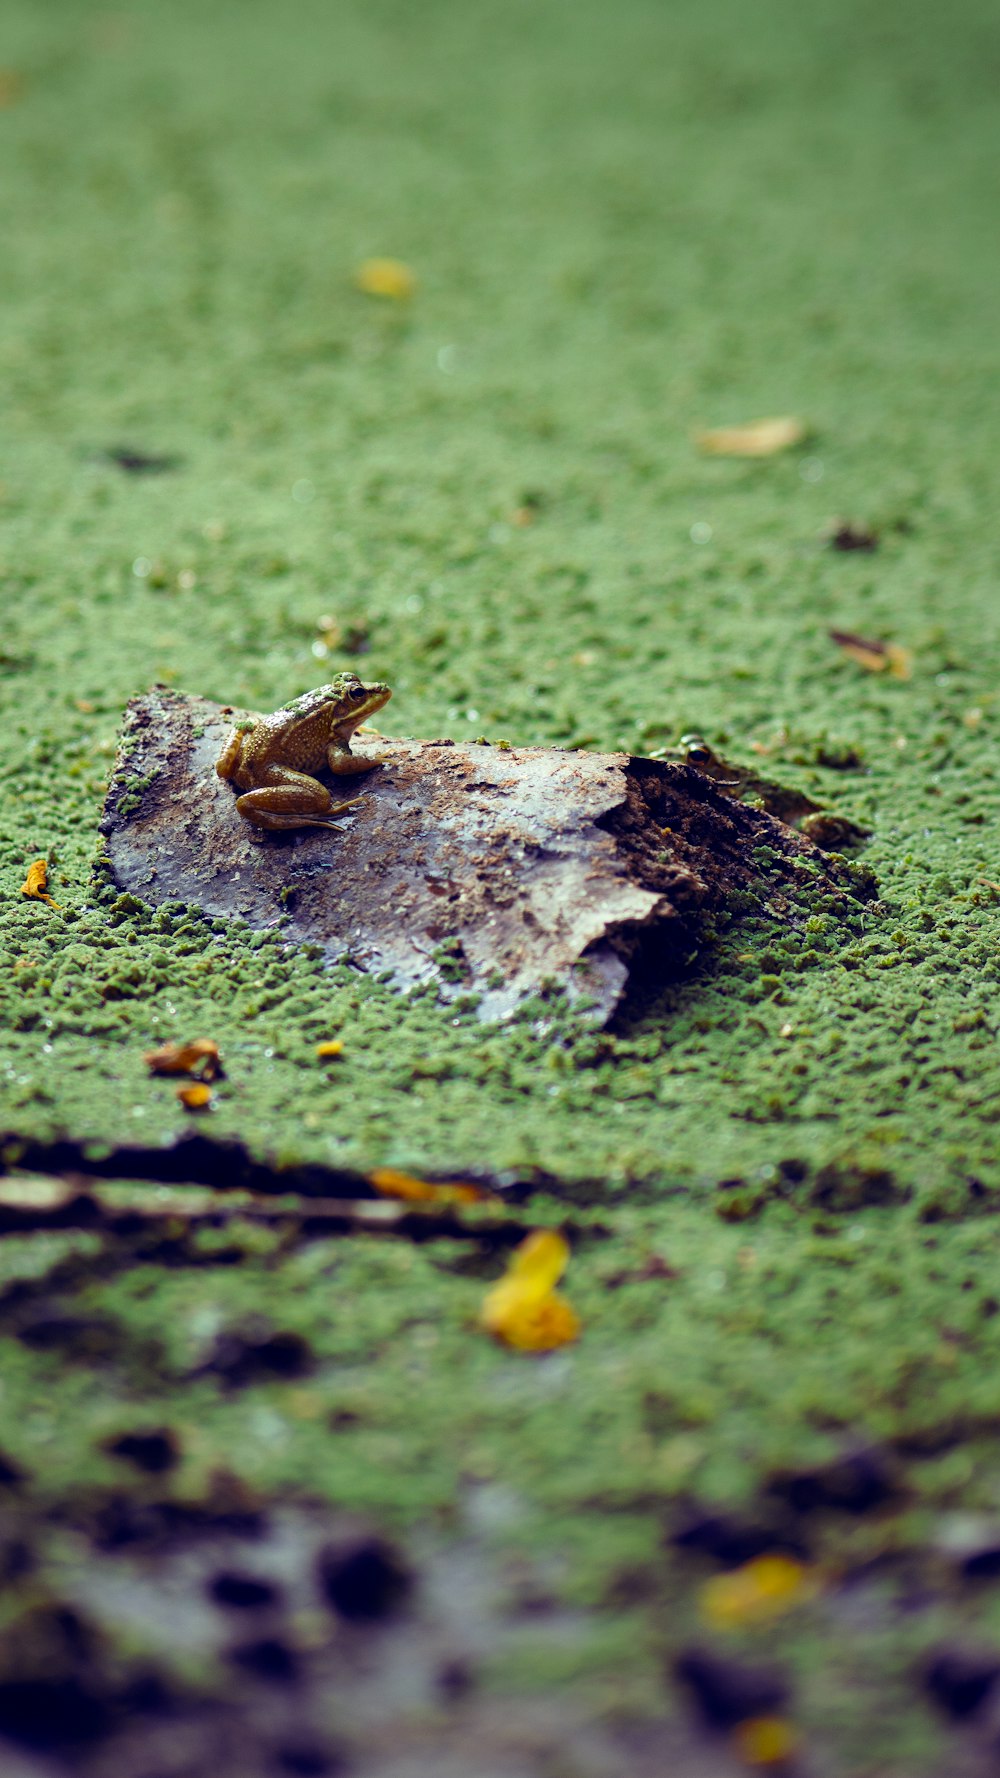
[677,733,720,769]
[328,672,392,735]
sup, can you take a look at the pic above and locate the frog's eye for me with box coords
[686,743,712,764]
[348,683,368,700]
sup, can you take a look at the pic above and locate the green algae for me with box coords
[1,0,1000,1768]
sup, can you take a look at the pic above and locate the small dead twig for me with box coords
[0,1175,534,1247]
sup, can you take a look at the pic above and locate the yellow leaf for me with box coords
[732,1715,798,1767]
[315,1040,344,1059]
[176,1082,212,1110]
[506,1228,570,1293]
[144,1038,223,1080]
[700,1554,814,1630]
[487,1291,580,1352]
[20,859,60,908]
[354,258,416,299]
[696,416,807,458]
[481,1230,580,1351]
[369,1167,485,1205]
[829,628,912,679]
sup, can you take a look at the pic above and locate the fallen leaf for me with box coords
[481,1229,581,1351]
[144,1038,223,1080]
[176,1082,212,1111]
[20,860,61,908]
[700,1554,815,1630]
[696,417,807,458]
[369,1167,486,1206]
[488,1293,580,1351]
[315,1040,344,1059]
[354,258,416,299]
[829,628,912,679]
[732,1716,799,1767]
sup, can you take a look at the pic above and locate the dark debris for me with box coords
[228,1636,300,1684]
[209,1570,284,1611]
[674,1645,789,1729]
[317,1534,412,1622]
[923,1646,1000,1721]
[828,521,879,552]
[104,1428,180,1475]
[272,1739,344,1775]
[766,1446,901,1516]
[100,445,181,475]
[671,1507,808,1569]
[198,1323,315,1389]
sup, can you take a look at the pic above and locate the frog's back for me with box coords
[280,685,339,724]
[239,691,334,776]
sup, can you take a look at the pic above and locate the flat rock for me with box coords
[99,688,862,1024]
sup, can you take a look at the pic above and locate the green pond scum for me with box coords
[1,0,999,1769]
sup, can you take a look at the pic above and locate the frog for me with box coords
[216,673,392,831]
[655,735,869,851]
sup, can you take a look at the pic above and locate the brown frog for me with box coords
[216,674,391,831]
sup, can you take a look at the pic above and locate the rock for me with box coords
[99,687,871,1025]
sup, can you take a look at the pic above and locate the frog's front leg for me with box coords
[234,765,365,831]
[216,728,245,782]
[326,737,387,777]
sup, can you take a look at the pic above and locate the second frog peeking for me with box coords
[216,674,392,830]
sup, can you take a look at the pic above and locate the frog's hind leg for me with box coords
[234,767,365,832]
